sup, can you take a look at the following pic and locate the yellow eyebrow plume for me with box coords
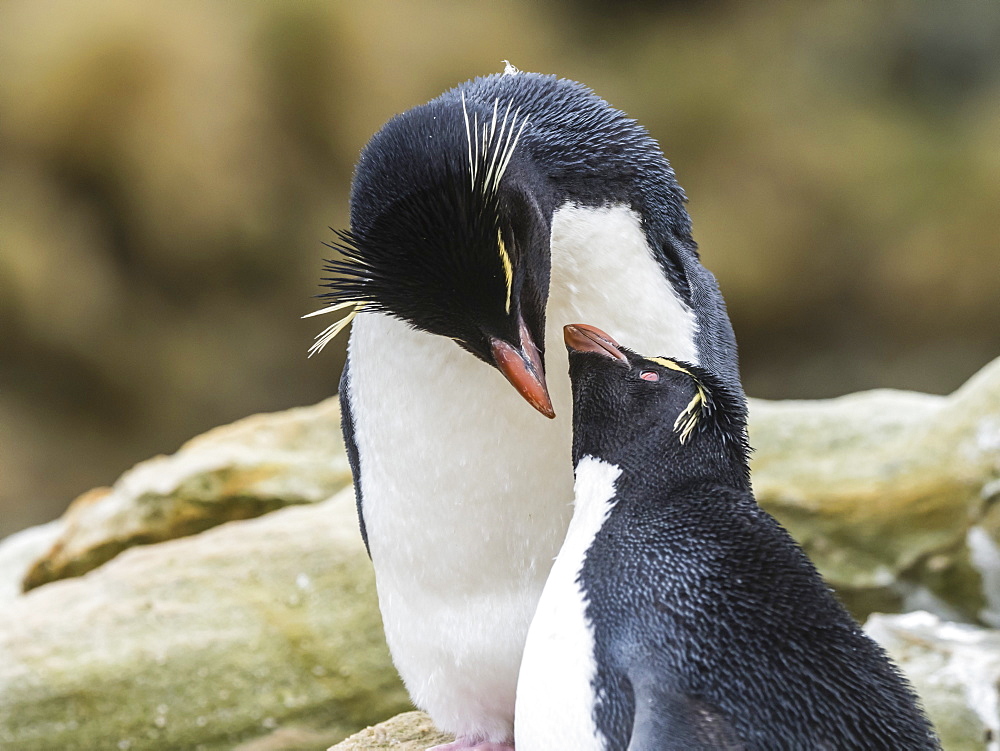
[498,230,513,314]
[302,301,365,358]
[649,357,706,444]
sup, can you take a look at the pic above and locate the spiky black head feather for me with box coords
[319,92,551,365]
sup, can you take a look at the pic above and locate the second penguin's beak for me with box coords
[490,317,555,419]
[563,323,629,362]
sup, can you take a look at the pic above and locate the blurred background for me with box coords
[1,0,998,539]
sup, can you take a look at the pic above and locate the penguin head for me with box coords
[318,92,555,417]
[564,323,748,478]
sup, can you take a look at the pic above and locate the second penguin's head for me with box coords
[564,323,749,485]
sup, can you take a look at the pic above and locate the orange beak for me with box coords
[562,323,628,362]
[490,317,555,418]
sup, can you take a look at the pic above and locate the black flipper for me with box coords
[339,354,370,557]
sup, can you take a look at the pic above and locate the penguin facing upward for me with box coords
[514,323,940,751]
[310,68,743,748]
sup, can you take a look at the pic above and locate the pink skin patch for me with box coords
[640,370,659,381]
[429,739,515,751]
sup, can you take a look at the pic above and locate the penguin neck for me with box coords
[664,429,751,493]
[579,424,751,502]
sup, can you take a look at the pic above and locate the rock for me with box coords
[866,611,1000,751]
[0,488,410,751]
[328,711,451,751]
[22,397,351,591]
[0,520,63,608]
[750,355,1000,620]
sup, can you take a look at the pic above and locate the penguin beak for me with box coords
[563,323,629,363]
[490,316,555,419]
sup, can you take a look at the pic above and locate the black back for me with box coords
[585,482,939,750]
[567,346,939,750]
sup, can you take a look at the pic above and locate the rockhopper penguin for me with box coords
[308,66,742,748]
[514,322,939,751]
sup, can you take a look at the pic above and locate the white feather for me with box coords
[515,456,622,751]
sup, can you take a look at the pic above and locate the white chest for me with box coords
[515,456,622,751]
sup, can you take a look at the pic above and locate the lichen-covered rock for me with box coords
[0,488,410,751]
[751,356,1000,620]
[866,611,1000,751]
[328,711,451,751]
[0,520,63,608]
[22,397,351,591]
[21,357,1000,623]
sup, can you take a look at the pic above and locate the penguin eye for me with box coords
[639,370,659,382]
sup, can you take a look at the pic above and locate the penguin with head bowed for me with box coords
[309,66,743,749]
[514,323,940,751]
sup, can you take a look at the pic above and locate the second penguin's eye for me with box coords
[640,370,659,382]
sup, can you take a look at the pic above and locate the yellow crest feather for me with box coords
[303,301,365,358]
[649,357,706,444]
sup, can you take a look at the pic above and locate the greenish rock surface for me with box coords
[866,611,1000,751]
[23,397,351,591]
[328,712,452,751]
[22,356,1000,623]
[750,355,1000,621]
[0,489,410,751]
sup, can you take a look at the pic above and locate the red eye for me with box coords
[640,371,659,382]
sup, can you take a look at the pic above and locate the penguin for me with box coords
[514,322,940,751]
[308,67,742,749]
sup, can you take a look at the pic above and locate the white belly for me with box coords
[348,310,573,740]
[344,203,697,741]
[515,456,622,751]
